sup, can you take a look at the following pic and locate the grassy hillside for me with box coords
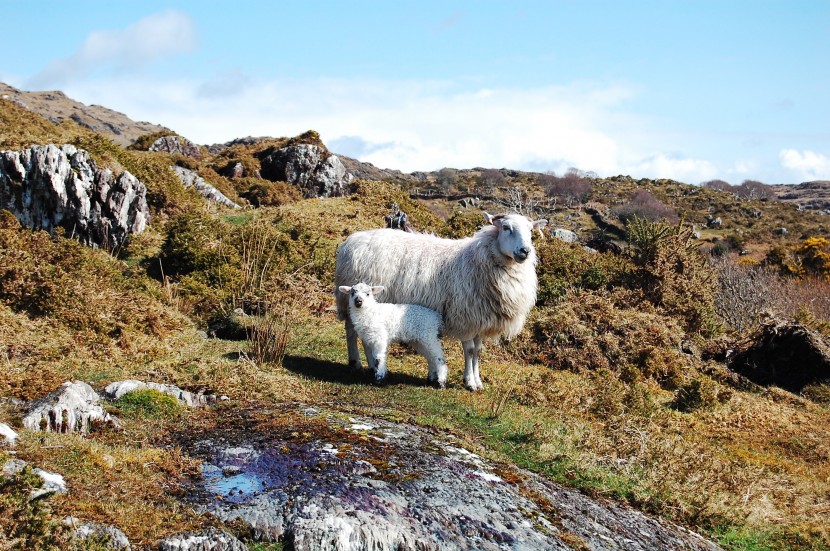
[2,98,830,549]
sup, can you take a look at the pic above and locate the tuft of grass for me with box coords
[113,389,183,419]
[246,306,292,367]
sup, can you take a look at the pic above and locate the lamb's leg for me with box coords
[373,343,388,384]
[472,335,484,390]
[462,339,478,391]
[345,318,362,370]
[362,340,376,374]
[415,339,447,388]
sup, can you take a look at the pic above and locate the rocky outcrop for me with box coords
[157,528,246,551]
[188,405,719,550]
[773,180,830,211]
[0,144,149,249]
[23,381,120,434]
[68,519,131,550]
[260,144,353,198]
[150,136,203,159]
[551,228,579,243]
[338,155,418,184]
[171,166,241,209]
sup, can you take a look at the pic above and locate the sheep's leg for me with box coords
[345,319,363,370]
[472,335,484,390]
[462,339,478,391]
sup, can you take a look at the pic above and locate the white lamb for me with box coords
[338,282,449,387]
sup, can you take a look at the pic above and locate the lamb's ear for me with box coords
[533,219,548,230]
[483,212,495,225]
[338,286,352,294]
[371,286,385,296]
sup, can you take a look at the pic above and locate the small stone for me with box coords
[0,422,18,447]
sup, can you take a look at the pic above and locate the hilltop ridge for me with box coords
[0,82,168,147]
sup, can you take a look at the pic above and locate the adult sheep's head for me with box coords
[485,212,548,263]
[338,282,385,309]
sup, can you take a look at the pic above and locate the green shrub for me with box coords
[444,208,486,238]
[157,211,240,282]
[0,216,181,339]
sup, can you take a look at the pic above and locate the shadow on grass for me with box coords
[282,355,431,388]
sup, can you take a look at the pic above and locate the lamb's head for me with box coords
[338,282,385,310]
[485,212,548,263]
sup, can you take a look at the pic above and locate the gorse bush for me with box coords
[671,375,728,412]
[766,236,830,280]
[626,216,718,335]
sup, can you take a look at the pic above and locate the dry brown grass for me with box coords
[4,166,830,549]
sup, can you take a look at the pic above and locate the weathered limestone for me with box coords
[0,144,148,248]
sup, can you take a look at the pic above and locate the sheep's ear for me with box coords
[338,286,352,294]
[483,212,495,225]
[533,219,548,230]
[371,286,385,296]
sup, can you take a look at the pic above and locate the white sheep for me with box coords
[338,282,449,387]
[335,212,547,391]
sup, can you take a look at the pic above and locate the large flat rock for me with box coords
[184,405,719,551]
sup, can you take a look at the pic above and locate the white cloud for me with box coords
[26,10,196,89]
[625,153,718,184]
[780,149,830,181]
[57,74,725,182]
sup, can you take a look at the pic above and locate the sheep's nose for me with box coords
[516,247,530,260]
[354,297,363,308]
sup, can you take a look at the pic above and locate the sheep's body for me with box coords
[339,283,448,386]
[335,213,547,390]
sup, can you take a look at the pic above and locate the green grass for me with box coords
[113,389,183,419]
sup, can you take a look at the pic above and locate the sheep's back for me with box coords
[335,227,536,341]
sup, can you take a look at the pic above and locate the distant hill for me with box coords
[773,180,830,211]
[0,82,168,147]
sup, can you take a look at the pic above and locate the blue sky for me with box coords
[1,1,828,184]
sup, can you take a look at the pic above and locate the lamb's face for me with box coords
[339,282,383,309]
[492,214,548,263]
